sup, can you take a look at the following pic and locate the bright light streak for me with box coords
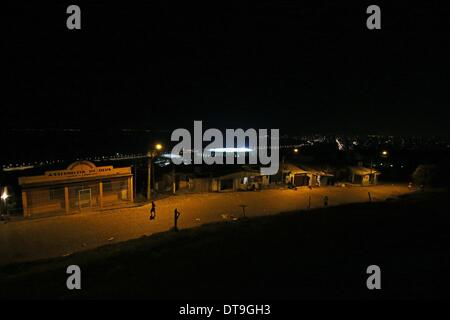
[161,153,183,159]
[1,189,8,201]
[207,147,253,153]
[335,138,344,151]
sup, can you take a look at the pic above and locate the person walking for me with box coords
[323,195,329,207]
[150,201,156,220]
[174,208,181,231]
[0,212,10,223]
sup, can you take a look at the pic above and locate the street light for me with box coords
[147,143,164,201]
[293,148,299,153]
[0,189,8,201]
[381,150,388,157]
[1,187,9,217]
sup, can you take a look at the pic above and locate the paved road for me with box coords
[0,185,411,266]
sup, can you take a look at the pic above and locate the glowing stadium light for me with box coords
[161,153,183,159]
[207,147,253,153]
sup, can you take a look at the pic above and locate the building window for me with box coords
[49,188,62,201]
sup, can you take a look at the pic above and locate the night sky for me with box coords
[3,1,450,136]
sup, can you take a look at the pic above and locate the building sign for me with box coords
[45,161,114,178]
[46,166,113,178]
[19,161,132,186]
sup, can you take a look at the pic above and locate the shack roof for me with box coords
[349,166,380,176]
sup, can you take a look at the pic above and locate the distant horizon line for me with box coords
[1,128,449,139]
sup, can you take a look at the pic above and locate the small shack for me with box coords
[348,166,380,185]
[188,169,270,193]
[282,163,334,187]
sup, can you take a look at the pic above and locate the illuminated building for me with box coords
[18,161,133,217]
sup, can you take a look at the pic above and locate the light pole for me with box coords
[370,150,388,184]
[147,143,163,201]
[280,154,285,185]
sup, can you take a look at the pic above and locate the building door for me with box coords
[78,189,92,210]
[294,174,309,186]
[220,179,234,191]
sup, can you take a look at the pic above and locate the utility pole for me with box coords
[172,166,176,194]
[147,143,163,201]
[280,154,285,185]
[133,160,138,202]
[152,159,157,195]
[147,154,152,201]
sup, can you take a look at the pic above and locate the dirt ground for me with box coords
[0,184,411,266]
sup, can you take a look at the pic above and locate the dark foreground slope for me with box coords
[1,190,449,299]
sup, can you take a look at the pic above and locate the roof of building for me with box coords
[282,162,334,176]
[281,163,308,174]
[349,166,380,176]
[217,170,264,180]
[298,164,334,176]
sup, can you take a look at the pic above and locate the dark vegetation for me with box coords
[412,164,450,187]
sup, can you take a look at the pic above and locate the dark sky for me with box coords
[3,1,450,136]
